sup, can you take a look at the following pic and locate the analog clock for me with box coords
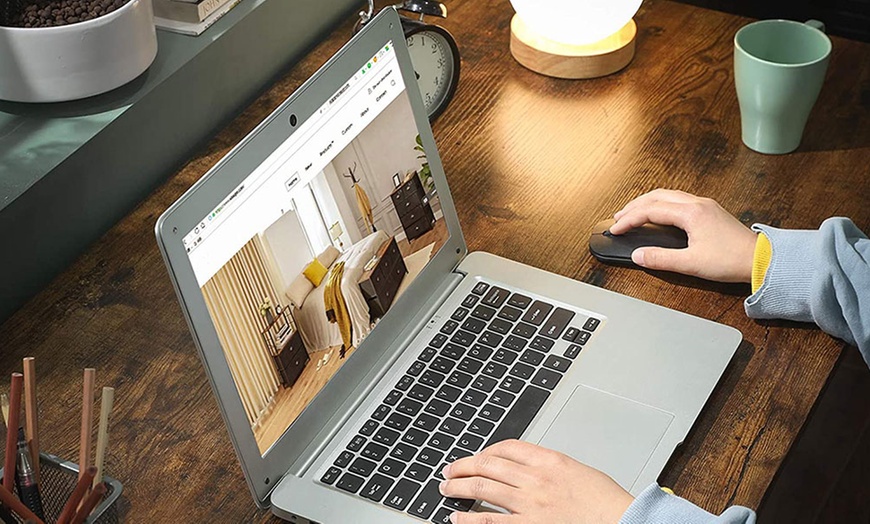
[401,19,461,121]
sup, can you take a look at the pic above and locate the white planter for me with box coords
[0,0,158,103]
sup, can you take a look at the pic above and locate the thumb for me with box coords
[632,247,693,274]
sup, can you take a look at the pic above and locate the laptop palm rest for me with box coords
[536,385,674,490]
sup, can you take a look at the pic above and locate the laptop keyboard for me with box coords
[319,280,601,522]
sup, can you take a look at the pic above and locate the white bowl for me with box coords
[0,0,157,103]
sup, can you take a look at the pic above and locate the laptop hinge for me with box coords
[288,270,465,478]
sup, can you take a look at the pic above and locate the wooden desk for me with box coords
[1,1,868,521]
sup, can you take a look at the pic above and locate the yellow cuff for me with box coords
[660,486,675,495]
[751,233,772,293]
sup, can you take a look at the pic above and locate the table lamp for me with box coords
[509,0,642,79]
[329,222,345,250]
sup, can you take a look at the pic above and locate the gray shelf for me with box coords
[0,0,359,323]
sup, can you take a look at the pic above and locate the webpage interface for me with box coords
[185,42,448,455]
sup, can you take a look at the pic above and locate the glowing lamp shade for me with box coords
[509,0,642,79]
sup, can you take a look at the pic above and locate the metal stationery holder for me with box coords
[0,452,122,524]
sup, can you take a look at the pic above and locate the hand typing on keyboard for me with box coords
[438,439,633,524]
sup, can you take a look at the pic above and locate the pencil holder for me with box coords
[1,452,122,524]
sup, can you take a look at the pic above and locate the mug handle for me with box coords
[805,19,826,33]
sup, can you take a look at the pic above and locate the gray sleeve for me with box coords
[744,218,870,366]
[620,484,756,524]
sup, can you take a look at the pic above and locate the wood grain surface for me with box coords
[1,1,868,522]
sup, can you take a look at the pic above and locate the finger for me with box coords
[613,189,696,220]
[608,200,691,235]
[631,246,698,276]
[478,439,559,467]
[449,509,518,524]
[443,453,535,488]
[439,477,522,512]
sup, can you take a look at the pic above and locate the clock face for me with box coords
[405,27,459,120]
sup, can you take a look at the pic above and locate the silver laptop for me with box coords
[156,8,740,523]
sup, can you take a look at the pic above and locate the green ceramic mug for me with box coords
[734,19,831,154]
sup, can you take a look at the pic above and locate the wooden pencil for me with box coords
[0,485,44,524]
[69,482,106,524]
[23,357,40,481]
[92,387,114,487]
[78,369,96,480]
[3,373,23,492]
[56,466,96,524]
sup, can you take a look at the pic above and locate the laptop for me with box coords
[155,7,741,523]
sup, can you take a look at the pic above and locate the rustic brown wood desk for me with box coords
[2,1,868,521]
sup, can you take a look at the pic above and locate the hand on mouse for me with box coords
[610,189,757,283]
[439,439,633,524]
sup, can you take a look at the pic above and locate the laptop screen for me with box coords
[183,40,447,455]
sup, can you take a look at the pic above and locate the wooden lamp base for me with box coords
[509,15,637,79]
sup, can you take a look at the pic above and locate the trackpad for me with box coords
[537,385,674,490]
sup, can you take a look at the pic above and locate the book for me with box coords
[153,0,234,23]
[154,0,242,36]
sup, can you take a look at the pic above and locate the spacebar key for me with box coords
[484,386,550,447]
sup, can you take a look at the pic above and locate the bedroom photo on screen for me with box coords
[197,90,448,454]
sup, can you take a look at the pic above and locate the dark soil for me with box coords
[0,0,132,28]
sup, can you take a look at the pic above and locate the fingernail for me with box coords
[449,512,459,523]
[441,464,452,478]
[632,249,645,266]
[439,480,449,495]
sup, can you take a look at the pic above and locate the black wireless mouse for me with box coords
[589,219,689,267]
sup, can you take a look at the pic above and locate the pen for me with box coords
[14,428,45,521]
[3,374,23,492]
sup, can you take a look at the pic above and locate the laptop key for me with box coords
[408,360,426,377]
[436,384,462,402]
[334,450,354,467]
[441,320,459,334]
[408,384,435,402]
[540,307,575,339]
[384,478,421,510]
[462,294,480,308]
[564,344,582,359]
[361,442,389,462]
[461,317,486,334]
[405,462,434,482]
[502,335,527,352]
[583,317,601,331]
[360,419,379,436]
[471,304,496,321]
[471,282,490,295]
[386,413,412,431]
[372,405,390,421]
[413,413,440,432]
[485,386,550,448]
[488,317,513,335]
[417,447,445,466]
[450,403,477,421]
[520,349,546,366]
[321,466,341,485]
[471,374,497,392]
[419,370,446,388]
[428,432,456,451]
[408,479,443,519]
[457,432,484,451]
[444,497,475,511]
[461,388,487,407]
[489,389,516,408]
[521,300,554,326]
[482,286,510,308]
[507,293,532,309]
[509,362,535,380]
[397,398,424,417]
[431,356,456,374]
[563,327,580,342]
[494,349,520,367]
[419,346,437,362]
[529,336,554,353]
[468,344,493,361]
[447,370,473,389]
[452,307,469,321]
[349,457,377,477]
[336,472,365,493]
[511,322,536,339]
[361,474,394,502]
[396,375,414,391]
[373,427,400,446]
[440,343,465,360]
[468,418,495,437]
[430,333,448,348]
[384,389,402,406]
[544,355,571,373]
[433,507,454,524]
[425,398,451,417]
[576,330,592,345]
[439,417,466,436]
[458,356,483,374]
[347,435,367,451]
[403,428,430,447]
[479,404,506,422]
[483,361,508,379]
[478,331,504,348]
[379,458,406,478]
[391,442,417,461]
[450,330,475,348]
[446,447,472,464]
[497,305,522,322]
[500,376,523,393]
[531,368,563,390]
